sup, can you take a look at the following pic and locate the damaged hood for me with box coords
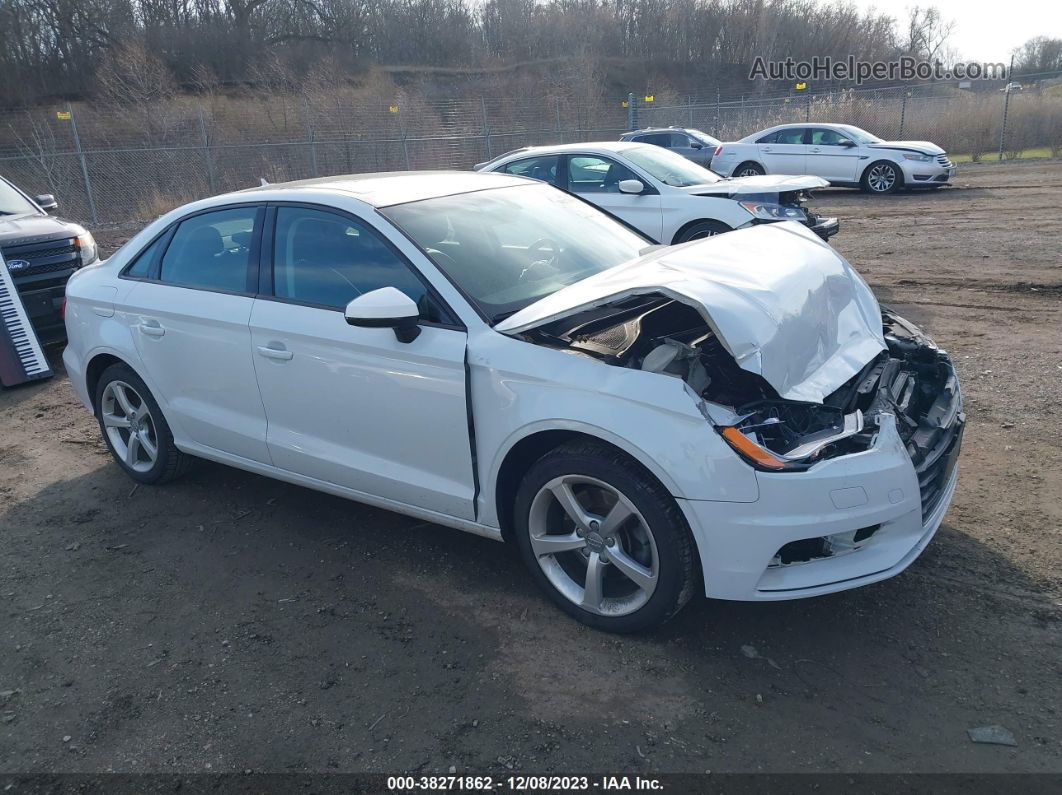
[496,222,887,403]
[681,174,828,196]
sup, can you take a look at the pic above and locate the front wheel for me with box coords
[513,440,697,633]
[674,220,731,243]
[734,161,765,177]
[94,363,191,484]
[862,161,903,194]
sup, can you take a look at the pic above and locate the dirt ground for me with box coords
[1,160,1060,776]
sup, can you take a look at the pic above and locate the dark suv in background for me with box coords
[0,175,98,345]
[619,126,721,168]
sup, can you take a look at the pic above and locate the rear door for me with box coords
[124,205,270,463]
[563,154,662,240]
[758,128,808,175]
[249,204,475,519]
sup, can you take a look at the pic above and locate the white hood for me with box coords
[869,140,945,155]
[496,223,887,404]
[681,174,828,196]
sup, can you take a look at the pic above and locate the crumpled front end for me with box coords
[682,309,965,600]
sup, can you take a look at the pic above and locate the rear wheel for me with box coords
[862,161,903,194]
[674,220,731,243]
[513,440,697,633]
[734,161,765,177]
[94,363,191,484]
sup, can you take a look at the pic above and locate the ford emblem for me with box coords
[7,259,31,271]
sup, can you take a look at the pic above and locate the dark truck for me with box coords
[0,174,98,345]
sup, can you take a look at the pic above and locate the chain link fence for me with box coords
[2,76,1060,228]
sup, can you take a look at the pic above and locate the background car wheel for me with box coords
[513,440,697,633]
[674,220,731,243]
[94,363,191,484]
[862,161,903,194]
[734,161,765,177]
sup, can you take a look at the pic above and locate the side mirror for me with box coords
[344,286,421,343]
[618,179,646,195]
[690,142,703,150]
[839,140,857,148]
[36,194,58,212]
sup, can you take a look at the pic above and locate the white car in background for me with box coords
[475,142,838,243]
[63,172,962,633]
[711,124,955,194]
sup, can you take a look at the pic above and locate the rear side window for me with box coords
[634,133,671,147]
[775,128,807,145]
[160,208,259,292]
[124,233,168,278]
[501,155,559,183]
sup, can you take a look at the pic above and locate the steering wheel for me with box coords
[518,238,561,282]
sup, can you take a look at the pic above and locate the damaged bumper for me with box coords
[809,216,839,240]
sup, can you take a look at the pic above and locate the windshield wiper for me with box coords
[490,308,522,325]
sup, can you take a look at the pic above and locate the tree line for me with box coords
[1,0,1059,107]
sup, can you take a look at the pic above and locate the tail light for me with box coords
[714,146,723,157]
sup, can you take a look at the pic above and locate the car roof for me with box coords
[739,122,850,141]
[492,141,645,159]
[238,170,531,208]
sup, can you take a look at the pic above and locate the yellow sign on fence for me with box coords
[56,110,71,120]
[643,95,654,103]
[621,100,629,108]
[388,105,399,113]
[795,82,807,91]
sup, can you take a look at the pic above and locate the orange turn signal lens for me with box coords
[721,427,787,470]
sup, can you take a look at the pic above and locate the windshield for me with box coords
[622,144,721,186]
[0,177,40,216]
[689,130,721,146]
[380,183,650,322]
[838,125,883,144]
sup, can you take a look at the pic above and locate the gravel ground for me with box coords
[1,160,1060,775]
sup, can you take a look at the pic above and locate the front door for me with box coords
[806,127,861,182]
[758,128,808,175]
[126,205,270,464]
[564,154,663,240]
[249,205,475,520]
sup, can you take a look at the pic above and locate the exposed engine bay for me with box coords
[522,296,964,500]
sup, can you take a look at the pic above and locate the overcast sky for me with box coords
[846,0,1062,63]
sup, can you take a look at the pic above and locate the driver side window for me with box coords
[810,128,852,146]
[271,207,447,322]
[567,155,638,194]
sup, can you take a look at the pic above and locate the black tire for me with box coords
[674,219,731,243]
[94,362,191,484]
[861,160,903,194]
[512,440,697,633]
[733,161,765,177]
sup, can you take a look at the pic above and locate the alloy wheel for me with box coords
[867,163,896,192]
[527,475,659,616]
[100,380,159,473]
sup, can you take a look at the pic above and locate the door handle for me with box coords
[139,320,165,337]
[762,146,773,152]
[810,147,821,153]
[257,344,293,361]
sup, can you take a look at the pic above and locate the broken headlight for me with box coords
[737,201,806,221]
[716,401,865,472]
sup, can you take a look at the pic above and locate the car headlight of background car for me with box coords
[737,201,806,221]
[75,232,98,266]
[902,153,934,162]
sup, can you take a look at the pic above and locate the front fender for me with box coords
[469,330,759,529]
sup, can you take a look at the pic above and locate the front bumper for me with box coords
[680,410,961,601]
[900,159,954,186]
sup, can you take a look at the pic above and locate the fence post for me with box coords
[197,108,218,193]
[687,95,694,127]
[715,87,721,130]
[805,92,811,122]
[898,91,908,140]
[555,97,562,142]
[66,103,98,226]
[401,127,411,170]
[627,92,636,131]
[480,96,492,160]
[999,55,1015,161]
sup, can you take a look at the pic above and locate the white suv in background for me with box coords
[475,142,838,243]
[712,124,955,193]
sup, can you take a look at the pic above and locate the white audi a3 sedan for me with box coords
[475,141,838,242]
[711,123,955,193]
[63,172,964,632]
